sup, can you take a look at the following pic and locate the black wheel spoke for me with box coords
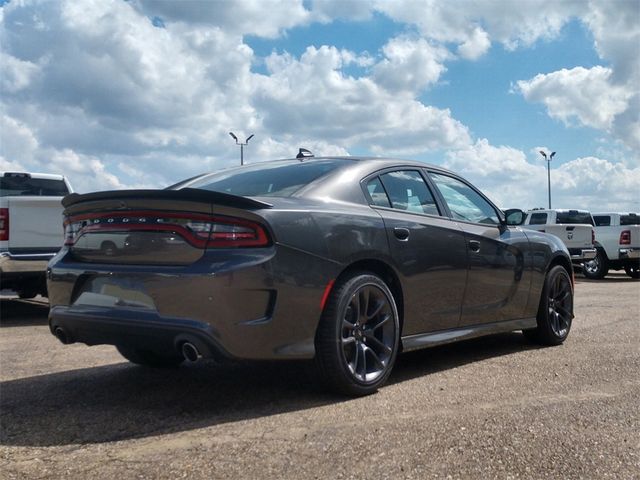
[339,284,397,384]
[365,334,392,354]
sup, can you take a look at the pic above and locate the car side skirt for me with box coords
[401,317,537,352]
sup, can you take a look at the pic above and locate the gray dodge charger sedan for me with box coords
[47,157,574,396]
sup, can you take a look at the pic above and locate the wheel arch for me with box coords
[334,259,405,333]
[548,253,573,283]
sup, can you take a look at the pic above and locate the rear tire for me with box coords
[523,265,573,346]
[116,345,184,368]
[624,265,640,279]
[315,273,400,396]
[582,249,608,279]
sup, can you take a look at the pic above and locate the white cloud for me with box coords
[255,45,470,153]
[132,0,311,38]
[373,36,450,93]
[444,139,640,211]
[457,27,490,60]
[517,66,632,130]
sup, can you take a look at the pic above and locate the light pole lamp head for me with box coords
[229,132,238,142]
[539,150,547,160]
[550,151,556,160]
[245,134,254,143]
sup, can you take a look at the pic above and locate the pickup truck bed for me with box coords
[1,172,72,297]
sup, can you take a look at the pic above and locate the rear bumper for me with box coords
[0,251,55,274]
[49,305,230,361]
[619,248,640,260]
[569,248,597,263]
[46,246,334,360]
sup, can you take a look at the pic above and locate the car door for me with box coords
[427,171,531,326]
[364,170,468,335]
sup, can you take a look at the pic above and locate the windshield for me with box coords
[177,159,351,197]
[0,176,69,196]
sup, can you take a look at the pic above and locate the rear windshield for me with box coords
[620,214,639,225]
[179,159,351,197]
[593,215,611,226]
[556,211,594,225]
[0,176,69,196]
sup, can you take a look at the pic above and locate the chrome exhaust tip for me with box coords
[53,326,71,345]
[181,342,201,362]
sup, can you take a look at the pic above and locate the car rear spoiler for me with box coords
[62,188,273,210]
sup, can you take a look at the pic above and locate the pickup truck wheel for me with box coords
[116,345,184,368]
[624,265,640,279]
[523,265,573,346]
[582,249,608,279]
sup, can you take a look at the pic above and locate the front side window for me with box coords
[377,170,439,215]
[429,172,499,225]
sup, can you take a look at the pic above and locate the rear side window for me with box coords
[183,159,350,197]
[529,213,548,225]
[556,211,594,225]
[593,215,611,226]
[0,176,69,196]
[377,170,439,215]
[365,177,391,207]
[620,214,639,226]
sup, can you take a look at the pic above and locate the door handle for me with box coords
[393,227,410,241]
[468,240,481,252]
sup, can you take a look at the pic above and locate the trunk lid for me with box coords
[63,189,272,266]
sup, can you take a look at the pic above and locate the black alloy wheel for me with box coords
[116,345,184,368]
[582,249,608,279]
[523,265,574,345]
[315,273,400,396]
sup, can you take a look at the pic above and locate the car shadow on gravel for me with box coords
[0,298,50,327]
[0,332,539,448]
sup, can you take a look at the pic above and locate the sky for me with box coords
[1,0,639,211]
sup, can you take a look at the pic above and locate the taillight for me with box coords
[63,211,270,249]
[0,208,8,241]
[620,230,631,245]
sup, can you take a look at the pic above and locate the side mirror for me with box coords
[504,208,525,226]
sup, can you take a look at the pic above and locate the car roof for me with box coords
[1,171,66,181]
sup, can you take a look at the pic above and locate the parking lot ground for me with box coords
[1,274,639,479]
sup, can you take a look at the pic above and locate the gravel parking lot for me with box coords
[1,273,639,479]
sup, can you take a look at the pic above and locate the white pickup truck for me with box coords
[521,209,597,267]
[583,212,640,279]
[0,171,72,298]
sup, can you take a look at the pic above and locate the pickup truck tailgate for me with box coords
[8,196,65,250]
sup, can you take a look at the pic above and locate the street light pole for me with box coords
[539,150,556,209]
[229,132,254,166]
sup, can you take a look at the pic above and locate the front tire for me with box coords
[582,249,608,279]
[315,273,400,396]
[523,265,574,346]
[624,265,640,278]
[116,345,184,368]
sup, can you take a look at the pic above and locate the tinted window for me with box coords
[181,159,350,197]
[620,214,639,225]
[593,215,611,226]
[0,176,69,196]
[529,213,548,225]
[429,172,499,225]
[366,177,391,207]
[378,170,439,215]
[556,211,594,225]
